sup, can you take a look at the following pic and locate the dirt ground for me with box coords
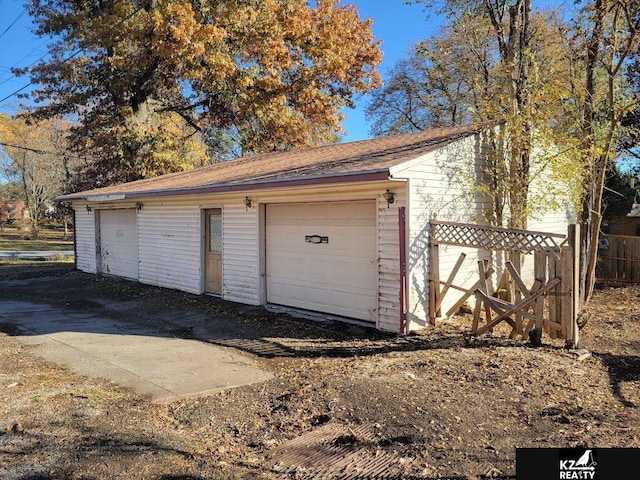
[1,264,639,479]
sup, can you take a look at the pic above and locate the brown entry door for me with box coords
[205,209,223,294]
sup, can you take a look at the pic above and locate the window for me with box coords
[209,213,222,254]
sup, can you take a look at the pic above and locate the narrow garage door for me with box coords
[266,201,377,322]
[99,209,138,279]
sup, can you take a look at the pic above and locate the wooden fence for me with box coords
[429,221,580,347]
[597,235,640,282]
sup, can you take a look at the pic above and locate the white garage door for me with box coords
[266,201,377,322]
[99,209,138,279]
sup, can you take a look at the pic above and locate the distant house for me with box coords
[57,125,571,333]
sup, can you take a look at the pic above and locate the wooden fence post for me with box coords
[547,252,559,339]
[568,224,580,348]
[559,247,574,342]
[532,251,547,344]
[548,245,579,346]
[512,253,523,339]
[429,222,440,325]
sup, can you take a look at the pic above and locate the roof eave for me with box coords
[58,169,393,202]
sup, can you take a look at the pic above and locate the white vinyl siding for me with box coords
[518,164,573,285]
[377,193,404,333]
[527,161,574,236]
[74,207,97,274]
[137,204,201,294]
[394,134,494,328]
[222,203,260,305]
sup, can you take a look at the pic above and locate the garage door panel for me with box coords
[99,209,138,280]
[328,227,375,252]
[266,201,377,322]
[332,265,377,287]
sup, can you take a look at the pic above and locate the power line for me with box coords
[0,140,85,160]
[0,83,31,102]
[1,140,63,156]
[0,40,50,86]
[0,8,27,40]
[0,4,146,105]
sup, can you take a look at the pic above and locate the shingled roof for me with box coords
[58,124,484,201]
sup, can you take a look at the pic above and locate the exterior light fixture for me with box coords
[136,202,143,212]
[383,189,395,208]
[86,204,93,213]
[243,196,252,210]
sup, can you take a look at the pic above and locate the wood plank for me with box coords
[429,234,440,323]
[435,253,467,311]
[634,239,640,281]
[478,260,493,331]
[508,256,523,339]
[472,295,482,333]
[631,238,639,281]
[547,252,559,338]
[474,279,560,336]
[534,253,547,333]
[506,261,530,297]
[476,294,538,321]
[569,224,581,347]
[438,282,478,293]
[543,319,564,332]
[472,290,517,331]
[444,267,495,318]
[471,261,485,333]
[597,255,640,262]
[559,246,573,341]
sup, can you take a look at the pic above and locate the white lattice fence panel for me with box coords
[431,220,565,254]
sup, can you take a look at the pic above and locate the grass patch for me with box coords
[0,239,73,251]
[0,225,73,251]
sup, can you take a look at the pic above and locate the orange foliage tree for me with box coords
[19,0,382,188]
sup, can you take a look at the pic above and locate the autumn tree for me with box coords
[370,4,574,228]
[396,1,529,228]
[395,0,639,305]
[572,0,640,304]
[18,0,382,189]
[366,18,487,135]
[0,114,70,238]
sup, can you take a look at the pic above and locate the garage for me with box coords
[99,209,138,279]
[266,201,378,322]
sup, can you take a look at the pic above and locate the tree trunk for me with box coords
[578,0,609,307]
[506,0,532,231]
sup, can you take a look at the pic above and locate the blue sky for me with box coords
[0,1,434,142]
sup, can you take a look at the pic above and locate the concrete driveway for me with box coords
[0,275,272,404]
